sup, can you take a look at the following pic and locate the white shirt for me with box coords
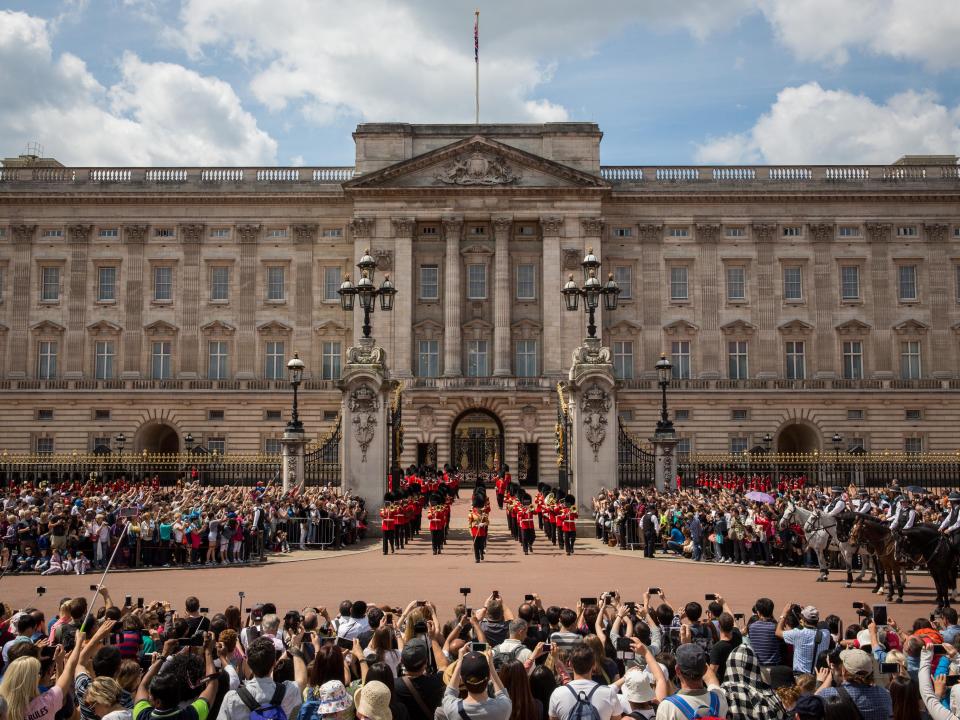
[548,679,621,720]
[335,616,370,640]
[216,677,302,720]
[655,688,728,720]
[493,638,532,663]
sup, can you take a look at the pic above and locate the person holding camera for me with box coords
[134,632,219,720]
[216,634,307,720]
[440,647,511,720]
[776,605,831,676]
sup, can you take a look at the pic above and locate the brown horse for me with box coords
[850,516,904,603]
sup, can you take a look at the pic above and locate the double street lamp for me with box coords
[338,249,397,338]
[561,248,621,338]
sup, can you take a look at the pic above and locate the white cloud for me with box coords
[0,9,276,165]
[759,0,960,69]
[173,0,756,126]
[695,82,960,164]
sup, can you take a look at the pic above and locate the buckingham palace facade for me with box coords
[1,122,960,484]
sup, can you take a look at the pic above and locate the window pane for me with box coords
[670,267,688,300]
[418,340,439,377]
[785,341,805,380]
[726,266,745,300]
[842,341,863,380]
[467,340,488,376]
[467,265,487,299]
[840,266,859,300]
[323,267,341,301]
[420,266,439,300]
[151,341,171,379]
[154,267,172,301]
[783,266,802,300]
[614,266,632,300]
[267,267,285,300]
[322,341,342,380]
[211,267,229,301]
[94,341,114,380]
[37,341,57,379]
[900,340,921,379]
[516,264,535,300]
[515,340,537,377]
[613,341,633,380]
[898,265,917,300]
[98,267,116,301]
[41,267,60,301]
[265,341,285,380]
[671,341,691,379]
[208,341,228,379]
[727,340,748,380]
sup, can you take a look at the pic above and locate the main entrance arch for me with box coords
[775,421,821,454]
[135,421,181,453]
[450,409,504,475]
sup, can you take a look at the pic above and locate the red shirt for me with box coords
[380,509,395,531]
[519,509,535,530]
[561,508,578,532]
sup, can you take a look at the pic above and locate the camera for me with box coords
[238,591,246,599]
[36,586,46,595]
[336,637,354,651]
[705,594,717,601]
[125,596,132,607]
[471,642,487,652]
[615,637,633,651]
[90,584,99,592]
[879,663,900,674]
[460,587,471,595]
[524,594,535,602]
[137,597,144,609]
[648,587,661,595]
[199,607,209,614]
[413,620,428,634]
[178,635,205,648]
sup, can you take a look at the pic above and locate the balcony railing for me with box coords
[617,377,955,391]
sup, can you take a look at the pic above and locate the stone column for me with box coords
[567,338,617,523]
[652,435,678,493]
[442,217,463,376]
[753,224,778,379]
[926,223,952,378]
[178,224,204,379]
[235,224,261,380]
[292,224,317,373]
[810,223,836,379]
[8,225,36,378]
[392,218,415,377]
[638,224,663,377]
[121,225,147,379]
[280,431,306,493]
[493,216,512,376]
[340,338,391,525]
[540,216,564,377]
[696,223,721,378]
[64,225,92,379]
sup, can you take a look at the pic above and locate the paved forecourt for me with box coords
[4,498,940,626]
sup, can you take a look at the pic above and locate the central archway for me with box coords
[775,421,821,454]
[135,421,181,453]
[450,408,504,475]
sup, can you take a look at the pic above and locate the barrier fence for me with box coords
[674,452,960,490]
[279,517,338,548]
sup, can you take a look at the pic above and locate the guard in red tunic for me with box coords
[519,493,536,555]
[468,492,489,563]
[561,494,578,556]
[427,495,445,555]
[495,474,506,510]
[380,493,396,555]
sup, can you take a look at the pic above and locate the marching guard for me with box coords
[468,492,490,563]
[380,493,396,555]
[427,494,445,555]
[560,494,578,556]
[518,492,536,554]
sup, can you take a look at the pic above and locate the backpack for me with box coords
[664,690,725,720]
[492,643,524,669]
[237,684,287,720]
[565,684,601,720]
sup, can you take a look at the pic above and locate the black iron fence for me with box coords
[617,421,656,488]
[676,452,960,490]
[304,417,342,487]
[555,383,572,493]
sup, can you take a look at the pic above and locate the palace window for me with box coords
[94,341,115,380]
[322,228,343,238]
[727,340,748,380]
[210,266,230,301]
[265,438,282,454]
[417,340,439,378]
[613,341,634,380]
[840,265,860,300]
[847,409,865,421]
[785,341,806,380]
[321,341,342,380]
[323,266,341,301]
[613,266,632,300]
[782,226,802,237]
[515,340,537,377]
[97,266,117,302]
[42,229,63,238]
[35,437,54,454]
[670,266,688,301]
[842,340,863,380]
[264,341,285,380]
[98,228,119,238]
[730,437,748,454]
[207,437,226,454]
[838,226,861,237]
[467,264,487,300]
[37,341,57,379]
[207,410,224,421]
[726,266,746,301]
[420,265,439,300]
[466,340,489,377]
[896,226,918,237]
[671,341,691,379]
[516,264,536,300]
[898,265,918,301]
[668,228,689,238]
[266,266,285,301]
[900,340,921,380]
[266,228,288,238]
[153,266,173,301]
[613,227,633,238]
[725,227,746,237]
[41,266,60,302]
[783,266,803,301]
[208,341,229,380]
[905,437,923,453]
[151,341,172,379]
[210,228,230,239]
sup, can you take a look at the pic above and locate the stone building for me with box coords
[1,122,959,485]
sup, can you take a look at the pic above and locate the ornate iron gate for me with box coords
[453,433,501,473]
[387,383,404,488]
[304,416,342,486]
[617,420,655,488]
[555,383,572,493]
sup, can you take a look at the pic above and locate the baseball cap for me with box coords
[459,651,490,686]
[621,669,655,704]
[840,648,874,677]
[401,639,429,669]
[794,694,825,720]
[801,605,819,623]
[675,644,707,677]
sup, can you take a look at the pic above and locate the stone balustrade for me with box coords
[599,163,960,186]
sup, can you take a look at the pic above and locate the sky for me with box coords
[1,0,959,168]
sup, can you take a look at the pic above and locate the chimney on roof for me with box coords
[1,142,64,168]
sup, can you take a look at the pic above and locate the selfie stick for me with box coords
[81,516,133,632]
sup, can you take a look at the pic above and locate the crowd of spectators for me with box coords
[0,479,366,574]
[0,585,958,720]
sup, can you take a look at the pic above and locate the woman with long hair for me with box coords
[308,643,351,689]
[364,662,408,720]
[223,605,242,633]
[527,666,556,720]
[364,628,401,675]
[889,674,922,720]
[497,660,539,720]
[0,627,84,720]
[583,635,618,685]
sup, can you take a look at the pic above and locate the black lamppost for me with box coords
[654,354,674,434]
[184,433,194,452]
[561,247,620,339]
[114,433,126,479]
[338,249,397,338]
[287,353,305,433]
[832,432,843,486]
[763,433,773,454]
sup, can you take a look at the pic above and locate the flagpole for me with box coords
[474,9,480,125]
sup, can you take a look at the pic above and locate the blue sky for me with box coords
[1,1,959,167]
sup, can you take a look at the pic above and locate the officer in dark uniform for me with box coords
[939,492,960,555]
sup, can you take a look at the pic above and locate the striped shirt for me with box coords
[549,630,584,652]
[783,627,831,674]
[747,620,781,665]
[817,684,892,720]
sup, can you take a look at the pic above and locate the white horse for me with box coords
[779,501,862,587]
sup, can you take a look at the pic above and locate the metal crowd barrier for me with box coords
[279,517,337,547]
[622,518,642,550]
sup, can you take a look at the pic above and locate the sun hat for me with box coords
[801,606,819,623]
[316,680,353,714]
[621,669,655,704]
[839,648,873,677]
[354,681,392,720]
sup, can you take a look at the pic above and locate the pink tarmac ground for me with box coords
[3,500,940,627]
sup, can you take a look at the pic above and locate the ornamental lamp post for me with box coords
[561,248,620,339]
[832,432,843,486]
[654,353,674,435]
[763,433,773,454]
[184,433,194,452]
[286,353,305,433]
[338,249,397,338]
[114,432,126,480]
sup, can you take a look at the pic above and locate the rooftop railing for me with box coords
[0,166,355,188]
[598,163,960,186]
